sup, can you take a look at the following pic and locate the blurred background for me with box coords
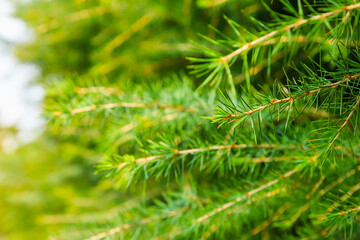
[0,0,43,150]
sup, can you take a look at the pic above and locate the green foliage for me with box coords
[188,0,360,94]
[5,0,360,239]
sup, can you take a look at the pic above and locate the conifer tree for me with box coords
[14,0,360,239]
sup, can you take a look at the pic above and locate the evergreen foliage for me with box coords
[6,0,360,239]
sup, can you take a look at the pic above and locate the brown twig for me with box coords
[315,183,360,221]
[328,183,360,213]
[201,187,287,240]
[286,165,360,226]
[116,144,296,169]
[224,72,360,121]
[327,96,360,150]
[75,87,123,95]
[249,202,291,237]
[195,168,298,223]
[337,206,360,216]
[53,102,199,116]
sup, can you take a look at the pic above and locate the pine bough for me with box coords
[46,1,360,239]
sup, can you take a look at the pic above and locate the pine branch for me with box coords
[52,101,200,116]
[189,1,360,92]
[227,187,287,216]
[247,202,291,238]
[151,230,183,240]
[195,167,298,223]
[305,176,326,200]
[115,143,295,169]
[285,176,327,227]
[101,13,154,57]
[75,86,124,95]
[36,5,109,34]
[85,209,185,240]
[327,183,360,214]
[213,72,360,126]
[261,35,331,47]
[218,3,360,64]
[286,165,360,227]
[19,0,360,238]
[300,230,330,240]
[335,206,360,216]
[327,95,360,151]
[165,187,288,240]
[322,201,360,235]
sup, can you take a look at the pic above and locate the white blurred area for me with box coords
[0,0,44,152]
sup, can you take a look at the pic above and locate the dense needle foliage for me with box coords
[3,0,360,239]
